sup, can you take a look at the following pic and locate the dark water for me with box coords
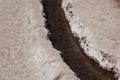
[41,0,116,80]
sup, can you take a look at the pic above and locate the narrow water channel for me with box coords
[41,0,116,80]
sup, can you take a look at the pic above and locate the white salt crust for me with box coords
[62,0,120,79]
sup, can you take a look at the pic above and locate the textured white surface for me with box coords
[0,0,80,80]
[62,0,120,79]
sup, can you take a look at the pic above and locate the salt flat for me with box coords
[0,0,79,80]
[64,0,120,56]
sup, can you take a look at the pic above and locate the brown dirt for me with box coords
[115,0,120,4]
[115,0,120,7]
[42,0,116,80]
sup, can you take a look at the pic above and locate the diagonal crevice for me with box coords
[41,0,116,80]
